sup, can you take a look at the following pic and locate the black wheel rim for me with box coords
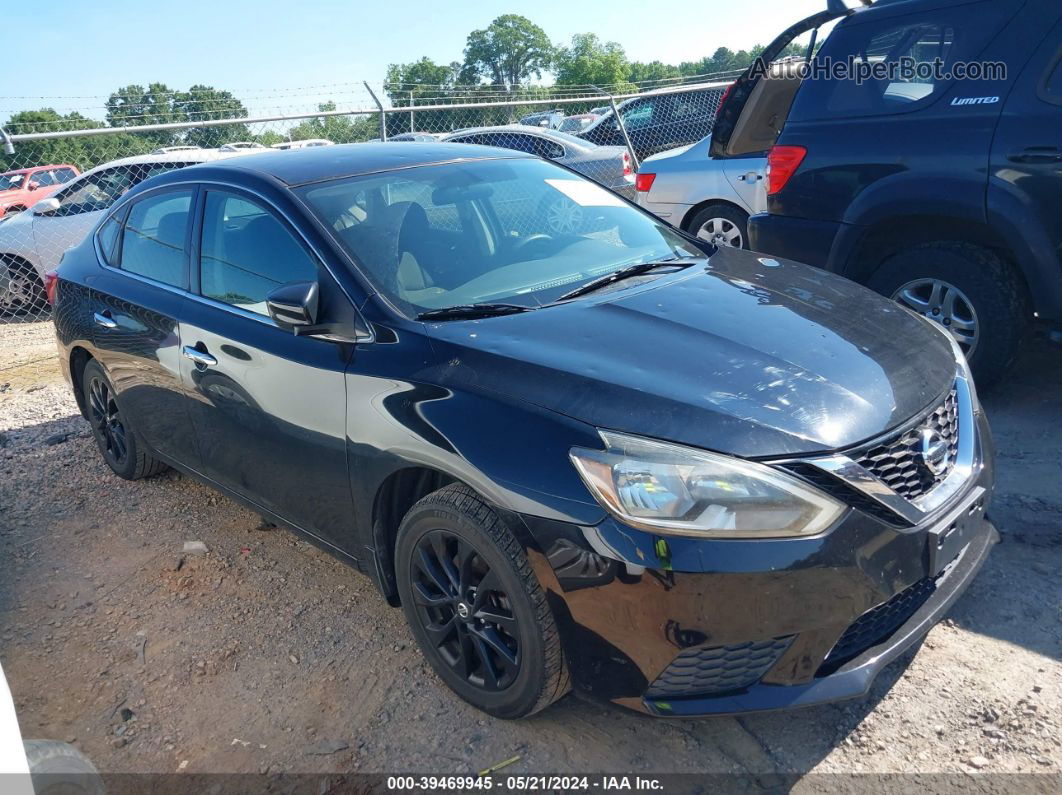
[88,376,128,466]
[410,530,520,691]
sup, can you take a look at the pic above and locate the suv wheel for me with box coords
[82,359,168,480]
[868,242,1030,388]
[687,203,749,249]
[395,484,570,718]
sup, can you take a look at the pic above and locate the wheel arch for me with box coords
[680,198,750,233]
[370,466,460,606]
[844,214,1026,290]
[68,346,95,420]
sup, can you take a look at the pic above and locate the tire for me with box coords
[23,740,105,795]
[395,483,570,718]
[0,258,48,317]
[685,203,750,249]
[82,359,168,480]
[867,242,1030,388]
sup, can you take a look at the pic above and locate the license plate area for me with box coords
[928,487,987,576]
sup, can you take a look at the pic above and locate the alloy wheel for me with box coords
[892,278,979,356]
[696,217,743,248]
[545,198,584,235]
[0,269,41,314]
[409,530,520,692]
[88,376,129,467]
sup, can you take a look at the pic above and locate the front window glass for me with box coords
[199,191,319,315]
[31,170,57,187]
[622,101,654,130]
[298,157,700,318]
[54,168,136,216]
[54,162,194,216]
[119,190,193,287]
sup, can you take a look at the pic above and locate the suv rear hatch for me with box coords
[710,2,862,159]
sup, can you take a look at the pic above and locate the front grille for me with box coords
[645,636,793,700]
[782,463,913,527]
[818,577,937,675]
[855,389,959,501]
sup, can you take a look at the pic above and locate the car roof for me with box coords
[200,141,533,186]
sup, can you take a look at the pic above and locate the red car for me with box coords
[0,164,80,215]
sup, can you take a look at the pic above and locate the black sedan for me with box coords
[51,143,996,718]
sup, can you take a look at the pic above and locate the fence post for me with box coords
[591,86,638,172]
[0,127,14,156]
[409,91,415,133]
[364,82,387,141]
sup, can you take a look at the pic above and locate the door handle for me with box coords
[182,345,217,368]
[738,172,763,182]
[1008,147,1062,164]
[93,311,117,329]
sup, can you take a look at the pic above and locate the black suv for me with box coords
[714,0,1062,384]
[577,83,728,161]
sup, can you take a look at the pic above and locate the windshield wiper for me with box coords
[416,302,535,321]
[555,258,699,303]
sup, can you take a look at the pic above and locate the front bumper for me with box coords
[522,411,996,716]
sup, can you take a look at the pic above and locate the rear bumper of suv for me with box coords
[748,212,843,270]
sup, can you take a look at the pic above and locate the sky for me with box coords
[2,0,827,124]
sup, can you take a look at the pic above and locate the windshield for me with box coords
[0,173,27,191]
[298,157,702,318]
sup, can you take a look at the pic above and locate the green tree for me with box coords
[105,82,186,146]
[553,34,631,90]
[286,102,377,144]
[178,85,250,148]
[461,15,553,91]
[626,60,682,85]
[384,57,462,134]
[0,109,153,172]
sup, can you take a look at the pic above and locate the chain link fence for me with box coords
[0,78,733,387]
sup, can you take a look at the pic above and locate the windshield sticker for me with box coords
[545,179,626,207]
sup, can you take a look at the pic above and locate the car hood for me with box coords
[0,189,28,203]
[423,246,956,458]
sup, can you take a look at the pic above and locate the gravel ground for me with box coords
[0,320,1059,789]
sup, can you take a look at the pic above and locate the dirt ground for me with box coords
[0,320,1059,789]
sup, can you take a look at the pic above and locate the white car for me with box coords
[270,139,335,150]
[0,149,253,314]
[634,134,766,249]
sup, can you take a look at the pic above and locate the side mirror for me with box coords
[266,280,318,329]
[32,197,61,215]
[27,182,40,191]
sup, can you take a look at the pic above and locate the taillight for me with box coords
[716,82,735,118]
[622,150,632,177]
[44,270,59,305]
[635,173,656,193]
[766,145,807,195]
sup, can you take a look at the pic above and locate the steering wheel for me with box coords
[512,233,554,255]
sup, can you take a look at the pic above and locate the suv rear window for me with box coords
[789,2,1009,120]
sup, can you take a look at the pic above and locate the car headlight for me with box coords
[570,431,845,538]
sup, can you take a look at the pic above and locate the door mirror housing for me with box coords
[31,197,61,215]
[266,280,319,329]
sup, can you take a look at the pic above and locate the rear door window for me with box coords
[791,2,1013,120]
[119,190,193,288]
